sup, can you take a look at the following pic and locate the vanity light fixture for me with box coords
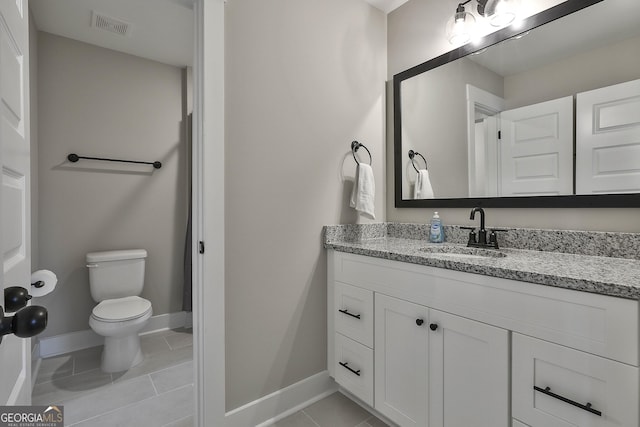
[446,0,522,45]
[477,0,521,27]
[445,0,477,45]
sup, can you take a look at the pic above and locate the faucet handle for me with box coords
[488,228,509,249]
[461,226,477,246]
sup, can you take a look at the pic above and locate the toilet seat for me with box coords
[92,296,152,323]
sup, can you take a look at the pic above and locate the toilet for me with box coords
[86,249,152,373]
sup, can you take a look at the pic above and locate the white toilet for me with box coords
[87,249,153,373]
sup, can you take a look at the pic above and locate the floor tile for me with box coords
[303,393,371,427]
[36,353,73,384]
[273,411,319,427]
[72,346,103,375]
[63,375,157,425]
[141,333,173,355]
[32,369,113,405]
[111,345,193,383]
[164,330,193,350]
[150,361,194,394]
[72,384,194,427]
[162,415,193,427]
[356,416,390,427]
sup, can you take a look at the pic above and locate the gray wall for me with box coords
[37,33,188,338]
[504,34,640,109]
[387,0,640,231]
[225,0,386,411]
[401,57,503,198]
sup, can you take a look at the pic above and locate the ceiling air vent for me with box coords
[91,11,131,36]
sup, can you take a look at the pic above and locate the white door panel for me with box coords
[0,0,31,405]
[500,96,573,196]
[576,78,640,194]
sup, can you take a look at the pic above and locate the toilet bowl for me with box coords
[86,249,152,373]
[89,296,152,372]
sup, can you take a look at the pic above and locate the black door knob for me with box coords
[429,323,438,331]
[4,287,32,313]
[416,319,424,326]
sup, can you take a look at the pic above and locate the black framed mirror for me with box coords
[394,0,640,208]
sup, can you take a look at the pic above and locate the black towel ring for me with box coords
[351,141,372,165]
[408,150,427,172]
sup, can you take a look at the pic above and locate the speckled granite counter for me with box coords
[323,223,640,300]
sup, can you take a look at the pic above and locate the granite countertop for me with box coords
[324,225,640,300]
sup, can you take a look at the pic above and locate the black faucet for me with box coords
[466,207,508,249]
[469,207,487,245]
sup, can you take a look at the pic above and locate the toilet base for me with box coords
[101,333,144,373]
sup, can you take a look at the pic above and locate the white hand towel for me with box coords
[413,169,434,199]
[350,163,376,219]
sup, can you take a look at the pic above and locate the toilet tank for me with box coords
[86,249,147,302]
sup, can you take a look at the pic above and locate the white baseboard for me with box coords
[225,371,338,427]
[38,311,190,358]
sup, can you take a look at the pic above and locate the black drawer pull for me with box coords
[338,309,361,319]
[339,362,361,376]
[534,386,602,417]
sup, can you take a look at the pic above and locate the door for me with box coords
[0,0,31,405]
[374,294,429,427]
[499,96,573,196]
[575,78,640,194]
[428,310,509,427]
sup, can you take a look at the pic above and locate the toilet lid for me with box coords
[92,296,152,322]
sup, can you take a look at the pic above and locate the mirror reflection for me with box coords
[398,0,640,202]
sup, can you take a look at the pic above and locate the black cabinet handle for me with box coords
[338,309,361,319]
[534,386,602,417]
[429,323,438,331]
[416,319,424,326]
[339,362,361,376]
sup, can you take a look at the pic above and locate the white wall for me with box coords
[225,0,386,411]
[37,33,188,338]
[386,0,640,231]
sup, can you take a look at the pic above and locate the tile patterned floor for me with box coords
[272,392,390,427]
[32,328,194,427]
[33,328,388,427]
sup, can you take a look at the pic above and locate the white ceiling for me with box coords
[365,0,410,13]
[29,0,195,67]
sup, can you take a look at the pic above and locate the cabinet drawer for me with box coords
[513,333,639,427]
[334,333,374,407]
[334,282,373,347]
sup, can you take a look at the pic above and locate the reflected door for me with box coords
[576,78,640,195]
[499,96,573,196]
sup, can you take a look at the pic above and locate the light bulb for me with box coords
[446,4,477,45]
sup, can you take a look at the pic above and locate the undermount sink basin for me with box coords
[419,245,507,259]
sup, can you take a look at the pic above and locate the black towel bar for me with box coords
[351,141,372,165]
[408,150,427,172]
[67,153,162,169]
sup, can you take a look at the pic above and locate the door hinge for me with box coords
[199,241,205,254]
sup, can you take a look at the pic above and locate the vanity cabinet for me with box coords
[374,294,508,427]
[327,250,639,427]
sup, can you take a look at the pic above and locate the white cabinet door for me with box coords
[375,294,429,427]
[499,96,573,196]
[0,0,31,405]
[576,78,640,194]
[513,333,638,427]
[428,309,509,427]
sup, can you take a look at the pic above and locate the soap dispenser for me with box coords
[429,212,444,243]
